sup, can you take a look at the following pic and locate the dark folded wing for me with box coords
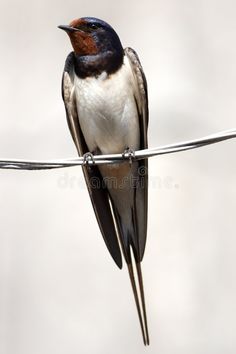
[61,52,122,268]
[124,47,149,261]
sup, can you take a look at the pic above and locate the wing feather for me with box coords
[124,47,149,261]
[61,52,122,268]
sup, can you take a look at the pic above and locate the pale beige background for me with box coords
[0,0,235,353]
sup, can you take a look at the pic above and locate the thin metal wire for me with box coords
[0,128,235,170]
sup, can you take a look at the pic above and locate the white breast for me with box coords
[74,56,140,154]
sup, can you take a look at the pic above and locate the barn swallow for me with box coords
[59,17,149,345]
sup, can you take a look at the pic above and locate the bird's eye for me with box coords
[88,23,98,30]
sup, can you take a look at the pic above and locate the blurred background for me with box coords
[0,0,235,353]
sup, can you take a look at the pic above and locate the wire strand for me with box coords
[0,128,235,170]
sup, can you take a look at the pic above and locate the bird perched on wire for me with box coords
[59,17,149,345]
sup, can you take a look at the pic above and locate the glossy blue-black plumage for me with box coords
[81,17,123,53]
[74,17,124,78]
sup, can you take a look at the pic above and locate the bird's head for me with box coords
[58,17,123,57]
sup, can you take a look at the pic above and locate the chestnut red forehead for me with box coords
[69,18,87,28]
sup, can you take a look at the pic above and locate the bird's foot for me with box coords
[82,152,95,166]
[122,147,136,165]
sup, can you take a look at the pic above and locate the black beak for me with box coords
[58,25,79,33]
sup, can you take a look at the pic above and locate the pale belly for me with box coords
[74,63,140,155]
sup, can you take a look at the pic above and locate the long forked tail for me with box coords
[127,259,149,345]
